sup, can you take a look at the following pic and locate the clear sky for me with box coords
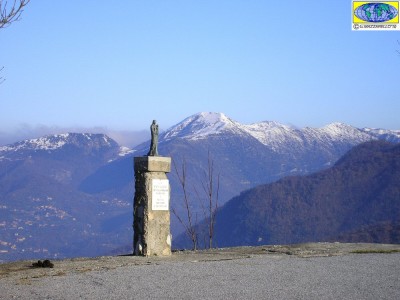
[1,1,399,145]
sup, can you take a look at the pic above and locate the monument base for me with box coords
[133,156,172,256]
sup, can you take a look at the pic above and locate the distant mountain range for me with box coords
[0,133,134,262]
[177,140,399,248]
[137,112,400,204]
[1,112,399,262]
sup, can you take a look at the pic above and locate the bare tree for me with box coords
[1,1,31,84]
[200,150,220,249]
[172,151,220,250]
[172,158,198,250]
[0,0,30,29]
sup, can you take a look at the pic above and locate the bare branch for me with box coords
[199,150,220,249]
[173,151,220,250]
[209,171,220,248]
[0,66,5,84]
[172,158,197,250]
[193,184,208,221]
[0,0,30,29]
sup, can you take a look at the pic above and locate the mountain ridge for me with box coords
[2,113,400,157]
[175,140,400,249]
[159,112,400,153]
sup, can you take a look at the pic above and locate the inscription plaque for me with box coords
[152,179,169,210]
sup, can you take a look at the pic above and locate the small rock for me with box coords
[32,259,54,268]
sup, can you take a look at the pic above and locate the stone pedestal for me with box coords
[133,156,172,256]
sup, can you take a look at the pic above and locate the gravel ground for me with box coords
[1,243,399,300]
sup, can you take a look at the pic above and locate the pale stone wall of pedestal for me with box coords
[133,156,172,256]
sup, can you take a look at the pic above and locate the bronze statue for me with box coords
[147,120,159,156]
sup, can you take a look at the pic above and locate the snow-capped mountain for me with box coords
[131,112,400,213]
[162,112,247,141]
[160,112,399,153]
[143,112,400,214]
[0,133,120,162]
[361,127,400,143]
[243,122,373,152]
[0,133,116,151]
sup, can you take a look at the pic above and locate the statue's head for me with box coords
[152,120,157,124]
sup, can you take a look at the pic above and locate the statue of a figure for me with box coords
[147,120,159,156]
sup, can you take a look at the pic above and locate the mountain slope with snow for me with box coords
[162,112,249,141]
[0,133,120,162]
[159,112,400,154]
[128,112,400,235]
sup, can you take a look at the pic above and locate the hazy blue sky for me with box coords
[1,1,399,145]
